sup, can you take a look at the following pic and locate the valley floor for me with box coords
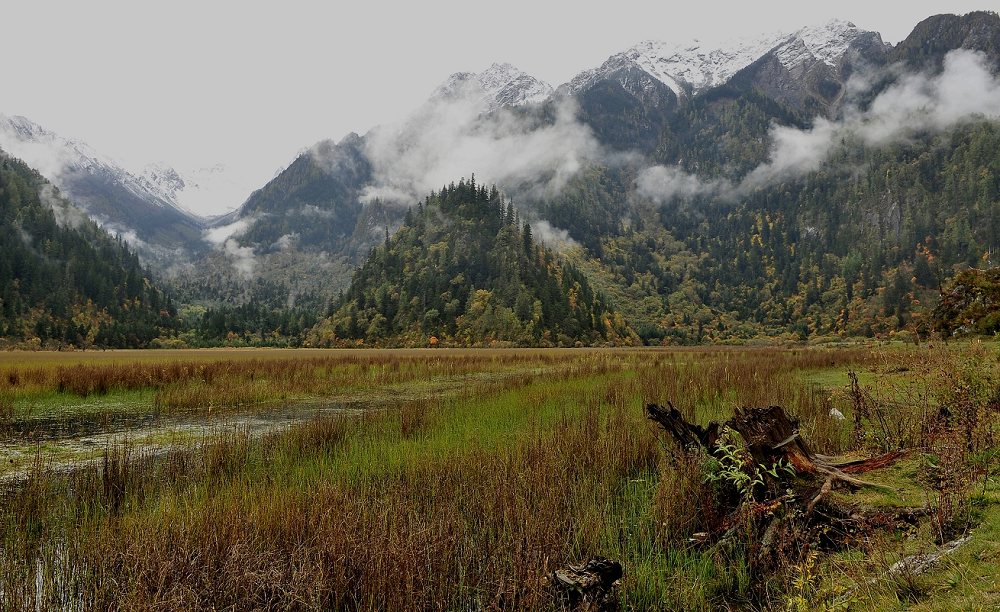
[0,343,997,609]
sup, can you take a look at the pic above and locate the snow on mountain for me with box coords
[564,19,871,98]
[773,19,869,71]
[140,162,250,218]
[137,162,186,204]
[0,114,199,219]
[0,114,248,220]
[565,30,790,98]
[432,63,553,112]
[0,114,134,189]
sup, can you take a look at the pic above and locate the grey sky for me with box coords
[2,0,993,214]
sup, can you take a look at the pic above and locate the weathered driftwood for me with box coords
[887,535,971,576]
[645,401,941,602]
[834,533,972,605]
[644,402,719,451]
[549,556,622,612]
[645,401,915,572]
[647,403,888,502]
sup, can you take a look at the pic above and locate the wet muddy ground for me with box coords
[0,401,360,485]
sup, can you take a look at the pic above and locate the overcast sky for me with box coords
[2,0,994,213]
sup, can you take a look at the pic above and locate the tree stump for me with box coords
[645,401,719,452]
[647,403,886,496]
[549,556,622,611]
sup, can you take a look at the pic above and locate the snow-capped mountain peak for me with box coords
[566,30,792,98]
[774,19,867,71]
[629,33,791,95]
[0,114,208,227]
[565,19,871,99]
[432,62,553,111]
[0,114,128,181]
[138,162,186,203]
[0,114,250,221]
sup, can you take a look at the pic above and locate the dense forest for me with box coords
[309,178,635,347]
[532,120,1000,344]
[933,267,1000,336]
[0,153,178,348]
[3,12,1000,349]
[186,298,320,348]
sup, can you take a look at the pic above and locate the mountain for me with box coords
[174,134,375,306]
[308,178,635,347]
[432,63,554,112]
[563,20,887,161]
[890,11,1000,69]
[172,11,1000,347]
[564,30,791,100]
[0,115,205,260]
[204,63,556,308]
[726,20,889,117]
[226,60,553,240]
[550,12,1000,343]
[0,150,178,348]
[139,162,249,220]
[565,19,881,105]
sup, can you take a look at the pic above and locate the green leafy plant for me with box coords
[705,427,796,501]
[704,426,764,500]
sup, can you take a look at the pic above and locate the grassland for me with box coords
[0,343,998,610]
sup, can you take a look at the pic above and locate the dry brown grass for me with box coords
[0,345,919,610]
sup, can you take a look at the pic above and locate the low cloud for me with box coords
[358,92,604,207]
[272,233,297,251]
[203,218,251,245]
[0,122,77,184]
[203,217,256,279]
[115,228,149,252]
[636,165,733,205]
[38,183,88,229]
[221,239,256,278]
[299,204,337,218]
[744,49,1000,188]
[639,50,1000,205]
[530,219,578,251]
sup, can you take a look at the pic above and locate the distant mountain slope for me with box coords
[173,11,1000,349]
[432,63,553,112]
[138,161,252,220]
[565,20,889,167]
[205,61,559,307]
[563,29,791,100]
[891,11,1000,69]
[309,178,635,347]
[605,120,1000,343]
[232,134,373,254]
[0,115,205,260]
[0,151,178,347]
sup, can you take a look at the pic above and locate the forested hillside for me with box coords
[0,153,177,348]
[4,13,999,348]
[550,121,999,343]
[309,179,635,347]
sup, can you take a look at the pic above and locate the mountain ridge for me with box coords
[0,114,206,262]
[0,148,178,347]
[4,12,998,348]
[432,62,554,112]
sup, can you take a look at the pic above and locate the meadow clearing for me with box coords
[1,343,998,610]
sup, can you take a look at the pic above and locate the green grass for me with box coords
[13,388,155,418]
[801,367,872,390]
[819,482,1000,611]
[2,343,996,609]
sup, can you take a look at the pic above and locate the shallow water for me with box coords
[0,401,359,485]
